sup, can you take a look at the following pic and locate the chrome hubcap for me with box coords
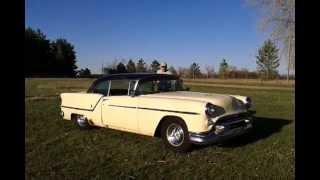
[76,116,87,127]
[166,123,184,147]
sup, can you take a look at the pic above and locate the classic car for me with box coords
[60,73,254,152]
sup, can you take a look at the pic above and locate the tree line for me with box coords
[25,27,291,80]
[25,27,87,77]
[101,39,284,80]
[102,39,283,80]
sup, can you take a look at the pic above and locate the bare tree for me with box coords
[177,67,189,78]
[228,65,237,79]
[247,0,295,82]
[204,65,215,78]
[102,59,119,74]
[240,68,249,79]
[105,58,119,69]
[189,62,201,79]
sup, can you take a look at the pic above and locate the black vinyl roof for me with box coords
[96,73,178,81]
[88,73,179,92]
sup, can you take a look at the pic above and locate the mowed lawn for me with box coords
[25,78,295,179]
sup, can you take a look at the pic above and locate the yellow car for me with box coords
[60,73,254,152]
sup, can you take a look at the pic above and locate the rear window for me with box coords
[90,80,110,96]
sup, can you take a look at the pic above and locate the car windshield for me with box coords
[137,78,184,95]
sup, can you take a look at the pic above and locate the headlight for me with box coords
[205,103,216,116]
[205,103,225,117]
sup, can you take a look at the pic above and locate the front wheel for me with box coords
[161,119,192,153]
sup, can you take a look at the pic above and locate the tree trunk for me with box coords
[287,1,294,84]
[193,70,195,79]
[287,29,292,84]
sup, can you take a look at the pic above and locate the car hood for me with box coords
[143,91,247,113]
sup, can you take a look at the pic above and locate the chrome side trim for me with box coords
[107,104,200,115]
[138,107,200,115]
[109,104,137,109]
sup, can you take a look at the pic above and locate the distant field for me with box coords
[25,78,294,179]
[183,78,295,87]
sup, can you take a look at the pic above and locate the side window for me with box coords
[92,80,109,96]
[158,80,172,91]
[138,80,158,95]
[109,80,130,96]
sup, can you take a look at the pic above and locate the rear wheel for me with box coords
[72,114,91,130]
[161,119,192,152]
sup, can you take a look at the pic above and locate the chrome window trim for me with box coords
[128,80,136,95]
[134,80,139,91]
[127,80,132,95]
[107,80,111,96]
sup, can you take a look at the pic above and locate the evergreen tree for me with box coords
[126,59,136,73]
[256,39,280,80]
[50,39,78,77]
[25,28,52,76]
[78,68,91,77]
[136,58,147,72]
[150,60,160,72]
[219,59,229,79]
[25,27,78,77]
[116,62,127,73]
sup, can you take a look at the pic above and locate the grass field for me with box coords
[25,78,294,179]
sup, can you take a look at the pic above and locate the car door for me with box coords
[101,79,138,132]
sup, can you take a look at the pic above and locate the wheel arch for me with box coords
[153,115,187,137]
[71,113,78,121]
[71,113,94,125]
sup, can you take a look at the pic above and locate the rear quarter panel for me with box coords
[61,93,103,110]
[60,93,104,127]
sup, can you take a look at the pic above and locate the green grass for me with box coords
[25,78,294,179]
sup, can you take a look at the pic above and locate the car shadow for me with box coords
[193,116,292,150]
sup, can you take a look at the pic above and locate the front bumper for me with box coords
[189,111,254,145]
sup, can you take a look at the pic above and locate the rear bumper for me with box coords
[60,109,64,118]
[189,111,254,145]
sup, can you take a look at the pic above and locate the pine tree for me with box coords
[126,59,136,73]
[256,39,280,80]
[150,60,160,72]
[116,62,127,73]
[219,59,229,79]
[136,58,147,72]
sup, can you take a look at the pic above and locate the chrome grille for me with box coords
[216,112,250,125]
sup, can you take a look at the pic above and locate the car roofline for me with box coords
[96,73,178,81]
[87,73,179,93]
